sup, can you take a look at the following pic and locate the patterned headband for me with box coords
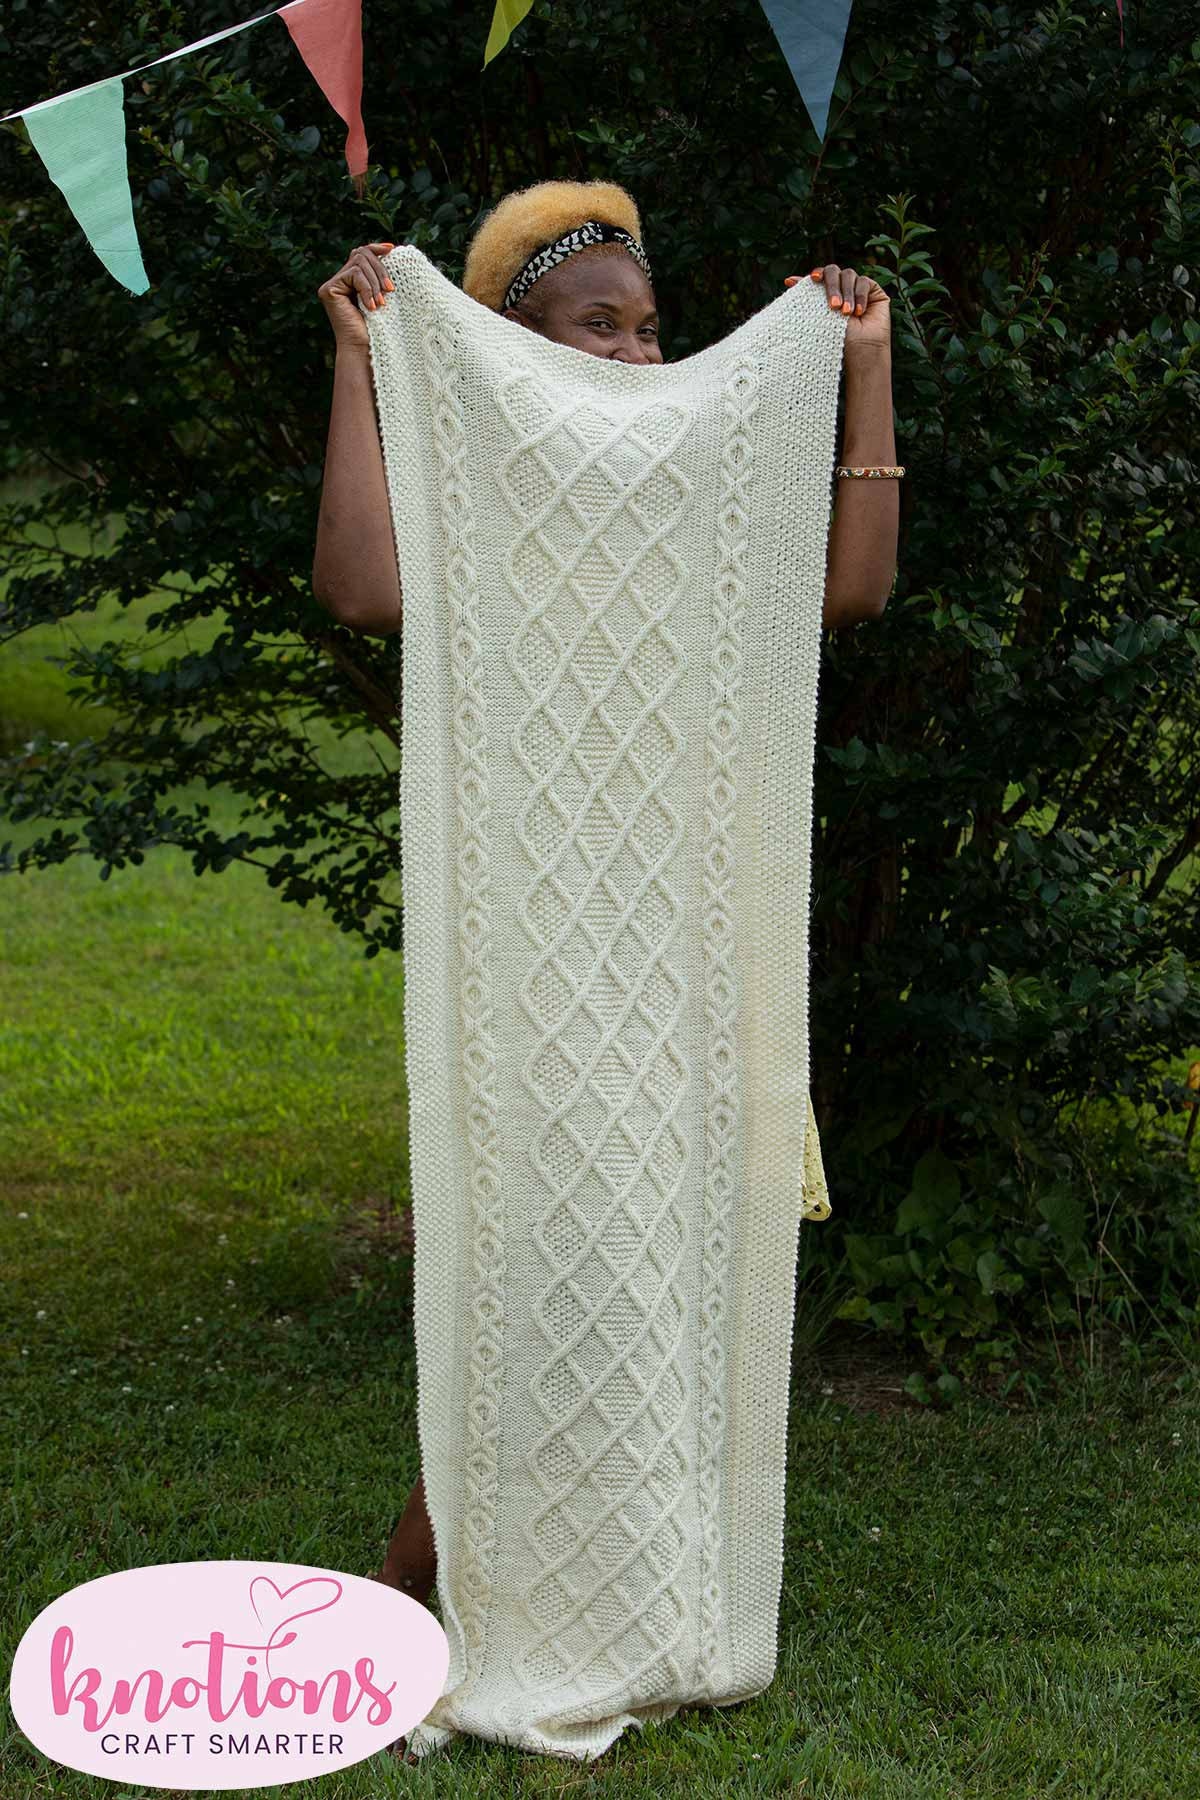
[502,219,653,313]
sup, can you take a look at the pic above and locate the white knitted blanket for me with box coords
[363,245,844,1762]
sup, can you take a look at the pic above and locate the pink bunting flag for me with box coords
[277,0,369,196]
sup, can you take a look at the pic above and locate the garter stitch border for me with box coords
[417,287,506,1719]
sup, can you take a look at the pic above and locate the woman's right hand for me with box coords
[317,241,397,351]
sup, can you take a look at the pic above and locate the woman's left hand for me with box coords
[785,264,891,355]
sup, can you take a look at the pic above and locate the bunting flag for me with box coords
[753,0,853,142]
[2,0,367,294]
[20,76,150,295]
[482,0,536,67]
[278,0,368,197]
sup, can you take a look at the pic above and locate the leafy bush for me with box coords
[2,0,1198,1363]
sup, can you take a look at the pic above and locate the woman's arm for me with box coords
[822,344,899,628]
[311,338,404,637]
[788,265,899,630]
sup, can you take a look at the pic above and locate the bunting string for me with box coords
[1,0,367,294]
[0,0,1129,299]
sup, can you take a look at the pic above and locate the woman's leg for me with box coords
[373,1204,435,1601]
[375,1471,437,1604]
[369,1472,435,1763]
[366,1209,433,1761]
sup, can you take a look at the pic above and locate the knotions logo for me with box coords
[9,1560,448,1789]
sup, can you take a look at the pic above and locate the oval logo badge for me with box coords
[9,1560,448,1789]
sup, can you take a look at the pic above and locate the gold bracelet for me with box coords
[835,464,905,479]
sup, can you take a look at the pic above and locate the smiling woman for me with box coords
[509,256,662,356]
[312,179,898,642]
[465,178,664,362]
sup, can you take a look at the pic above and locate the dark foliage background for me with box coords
[2,0,1198,1370]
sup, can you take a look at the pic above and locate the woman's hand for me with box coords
[317,241,397,351]
[785,264,891,356]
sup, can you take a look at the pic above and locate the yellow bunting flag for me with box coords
[482,0,536,68]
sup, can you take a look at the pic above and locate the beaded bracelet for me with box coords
[835,465,906,479]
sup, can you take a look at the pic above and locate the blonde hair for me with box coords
[462,178,647,314]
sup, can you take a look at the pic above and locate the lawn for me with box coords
[2,489,1199,1798]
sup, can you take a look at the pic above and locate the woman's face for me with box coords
[503,252,663,363]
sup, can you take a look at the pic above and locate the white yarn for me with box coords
[363,246,844,1762]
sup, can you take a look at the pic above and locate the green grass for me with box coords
[3,487,1200,1796]
[0,487,235,755]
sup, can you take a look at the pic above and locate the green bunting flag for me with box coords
[20,77,150,295]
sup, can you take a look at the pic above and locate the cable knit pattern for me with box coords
[497,369,695,1737]
[363,247,844,1764]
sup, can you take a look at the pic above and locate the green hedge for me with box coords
[2,0,1198,1367]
